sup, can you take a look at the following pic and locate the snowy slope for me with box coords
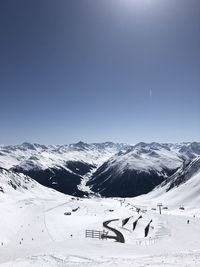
[138,157,200,207]
[1,160,200,266]
[0,168,42,198]
[0,142,200,197]
[0,168,64,201]
[163,156,200,191]
[1,141,199,173]
[0,142,128,196]
[87,142,199,197]
[0,142,127,170]
[0,187,200,266]
[96,143,183,174]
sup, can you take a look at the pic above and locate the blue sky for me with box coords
[0,0,199,144]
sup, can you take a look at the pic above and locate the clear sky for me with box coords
[0,0,199,145]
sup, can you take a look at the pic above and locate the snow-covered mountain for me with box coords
[138,156,200,207]
[0,141,200,197]
[1,164,200,266]
[1,143,200,267]
[0,168,35,197]
[0,167,60,202]
[0,141,127,170]
[162,156,200,191]
[87,142,200,197]
[0,142,129,196]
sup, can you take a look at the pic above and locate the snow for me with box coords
[1,169,200,266]
[1,195,200,266]
[136,169,200,209]
[103,147,184,175]
[1,142,200,266]
[1,141,199,174]
[0,142,126,171]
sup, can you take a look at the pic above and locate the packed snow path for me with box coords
[103,219,125,243]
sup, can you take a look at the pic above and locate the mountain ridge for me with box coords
[0,141,200,197]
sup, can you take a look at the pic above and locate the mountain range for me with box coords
[0,141,200,198]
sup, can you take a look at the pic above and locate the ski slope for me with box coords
[136,169,200,209]
[1,190,200,266]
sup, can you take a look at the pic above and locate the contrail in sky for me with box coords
[149,89,152,98]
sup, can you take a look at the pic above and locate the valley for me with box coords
[0,141,200,266]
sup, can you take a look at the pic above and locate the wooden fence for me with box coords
[85,230,103,239]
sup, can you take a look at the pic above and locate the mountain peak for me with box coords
[21,142,36,150]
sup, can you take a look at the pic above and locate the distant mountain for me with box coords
[0,142,128,196]
[87,142,200,197]
[0,141,127,170]
[0,141,199,197]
